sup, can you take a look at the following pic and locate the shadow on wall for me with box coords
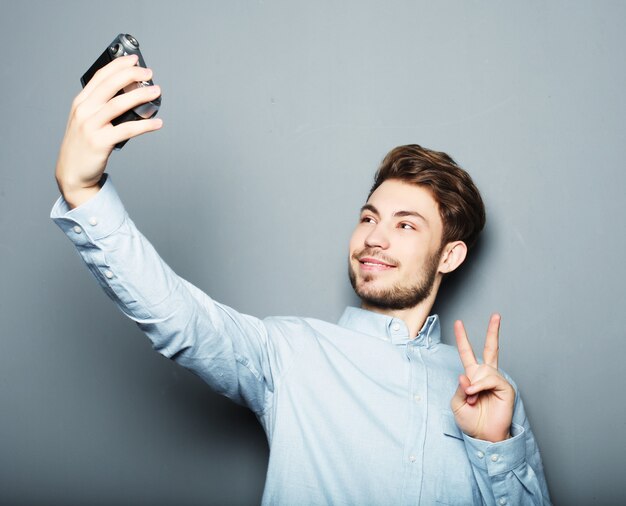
[431,226,490,335]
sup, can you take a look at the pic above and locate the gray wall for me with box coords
[1,1,624,504]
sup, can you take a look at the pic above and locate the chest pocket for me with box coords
[442,411,464,440]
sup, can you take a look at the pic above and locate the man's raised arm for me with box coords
[51,55,278,415]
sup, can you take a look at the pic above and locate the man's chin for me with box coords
[350,275,438,312]
[353,282,392,303]
[348,266,403,305]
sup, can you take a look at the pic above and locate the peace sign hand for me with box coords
[450,314,516,443]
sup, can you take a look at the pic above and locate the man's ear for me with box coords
[438,241,467,274]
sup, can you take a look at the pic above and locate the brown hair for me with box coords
[368,144,486,249]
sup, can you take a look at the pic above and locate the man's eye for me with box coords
[361,217,376,224]
[400,223,415,230]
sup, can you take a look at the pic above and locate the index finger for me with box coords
[75,54,139,104]
[483,313,501,369]
[454,320,478,370]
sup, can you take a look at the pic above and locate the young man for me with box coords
[52,55,551,504]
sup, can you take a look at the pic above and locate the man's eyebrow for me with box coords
[360,203,379,215]
[394,210,428,224]
[360,204,428,224]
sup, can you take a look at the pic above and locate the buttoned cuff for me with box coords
[50,174,127,246]
[462,423,526,476]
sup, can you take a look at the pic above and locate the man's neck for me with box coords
[360,290,438,339]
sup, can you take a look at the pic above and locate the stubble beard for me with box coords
[348,247,442,311]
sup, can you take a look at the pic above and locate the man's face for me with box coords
[348,179,445,311]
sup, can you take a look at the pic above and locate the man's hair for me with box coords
[368,144,486,249]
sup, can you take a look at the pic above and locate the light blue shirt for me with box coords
[51,174,551,505]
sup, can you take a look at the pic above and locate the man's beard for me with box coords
[348,247,442,311]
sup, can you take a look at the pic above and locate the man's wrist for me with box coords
[466,431,511,444]
[56,176,104,210]
[59,183,101,210]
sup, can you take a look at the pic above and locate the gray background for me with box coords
[1,0,624,504]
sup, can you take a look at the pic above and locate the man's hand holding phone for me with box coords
[55,53,162,209]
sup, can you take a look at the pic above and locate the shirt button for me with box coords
[88,217,98,226]
[414,395,422,403]
[104,270,114,279]
[73,225,82,234]
[491,454,499,462]
[409,455,416,463]
[476,451,484,459]
[499,499,507,505]
[392,322,401,331]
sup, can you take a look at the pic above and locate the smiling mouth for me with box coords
[358,257,397,270]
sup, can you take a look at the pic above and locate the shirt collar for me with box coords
[337,307,441,348]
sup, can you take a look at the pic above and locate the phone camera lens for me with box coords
[109,43,122,55]
[125,34,139,47]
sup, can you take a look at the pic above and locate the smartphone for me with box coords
[81,33,161,149]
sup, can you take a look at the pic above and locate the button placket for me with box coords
[401,344,427,498]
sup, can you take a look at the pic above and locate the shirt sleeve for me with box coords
[50,173,276,414]
[461,388,552,505]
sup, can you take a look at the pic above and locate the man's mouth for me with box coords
[358,257,397,271]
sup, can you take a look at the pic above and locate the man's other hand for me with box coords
[450,314,515,443]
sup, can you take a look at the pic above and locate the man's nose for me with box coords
[364,224,390,249]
